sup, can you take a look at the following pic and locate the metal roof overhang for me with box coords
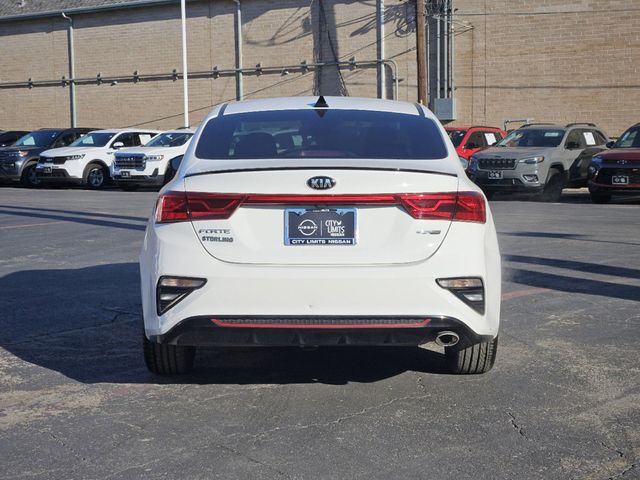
[0,0,184,23]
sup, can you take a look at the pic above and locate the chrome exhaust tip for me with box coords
[435,331,460,347]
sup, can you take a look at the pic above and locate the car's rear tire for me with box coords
[143,332,195,375]
[538,169,564,202]
[445,336,498,374]
[84,162,108,190]
[20,163,41,188]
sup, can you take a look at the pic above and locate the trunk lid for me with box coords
[182,163,459,266]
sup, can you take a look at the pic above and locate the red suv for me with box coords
[587,123,640,203]
[445,126,507,159]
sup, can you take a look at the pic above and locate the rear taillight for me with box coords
[398,192,486,223]
[155,191,244,223]
[155,191,189,223]
[155,191,486,224]
[187,192,244,220]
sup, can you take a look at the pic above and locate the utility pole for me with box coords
[416,0,427,105]
[180,0,189,127]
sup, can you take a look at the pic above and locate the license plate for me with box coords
[285,208,356,245]
[120,171,131,178]
[488,171,503,180]
[43,166,52,174]
[612,175,628,185]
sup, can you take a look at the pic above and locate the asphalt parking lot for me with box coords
[0,187,638,480]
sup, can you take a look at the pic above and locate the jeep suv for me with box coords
[111,129,194,190]
[0,128,94,187]
[587,123,640,203]
[469,123,609,201]
[37,128,160,189]
[445,126,507,159]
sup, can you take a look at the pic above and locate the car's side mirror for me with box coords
[112,141,124,149]
[458,156,469,170]
[605,140,616,148]
[566,141,581,150]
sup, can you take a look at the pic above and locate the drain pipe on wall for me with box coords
[377,0,385,99]
[180,0,189,127]
[61,12,76,127]
[234,0,243,101]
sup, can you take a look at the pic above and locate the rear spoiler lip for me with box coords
[184,166,458,178]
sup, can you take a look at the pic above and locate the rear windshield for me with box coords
[497,129,565,148]
[195,109,448,160]
[447,129,466,147]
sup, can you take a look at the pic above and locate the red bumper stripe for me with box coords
[210,318,432,329]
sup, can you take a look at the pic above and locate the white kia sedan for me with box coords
[140,96,501,375]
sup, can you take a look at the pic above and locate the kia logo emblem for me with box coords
[307,176,336,190]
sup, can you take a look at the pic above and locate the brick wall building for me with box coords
[0,0,638,136]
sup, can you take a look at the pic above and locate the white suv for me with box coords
[111,129,195,191]
[36,128,160,189]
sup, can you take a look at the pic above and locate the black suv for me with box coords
[0,128,96,187]
[0,131,29,147]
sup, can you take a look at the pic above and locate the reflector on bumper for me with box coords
[156,276,206,315]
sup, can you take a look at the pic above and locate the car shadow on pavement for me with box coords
[0,204,149,223]
[504,254,640,280]
[501,231,640,247]
[0,263,448,385]
[0,206,147,231]
[505,267,640,303]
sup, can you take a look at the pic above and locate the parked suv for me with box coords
[468,123,609,201]
[36,128,160,189]
[0,131,29,147]
[111,129,194,190]
[446,126,507,159]
[0,128,94,187]
[587,123,640,203]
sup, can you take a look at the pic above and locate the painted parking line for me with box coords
[0,221,66,230]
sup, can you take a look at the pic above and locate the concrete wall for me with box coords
[0,0,638,136]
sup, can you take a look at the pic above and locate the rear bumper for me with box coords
[149,315,493,347]
[140,214,502,342]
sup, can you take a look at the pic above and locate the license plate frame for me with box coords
[120,171,131,178]
[612,175,629,185]
[488,170,503,180]
[284,208,357,246]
